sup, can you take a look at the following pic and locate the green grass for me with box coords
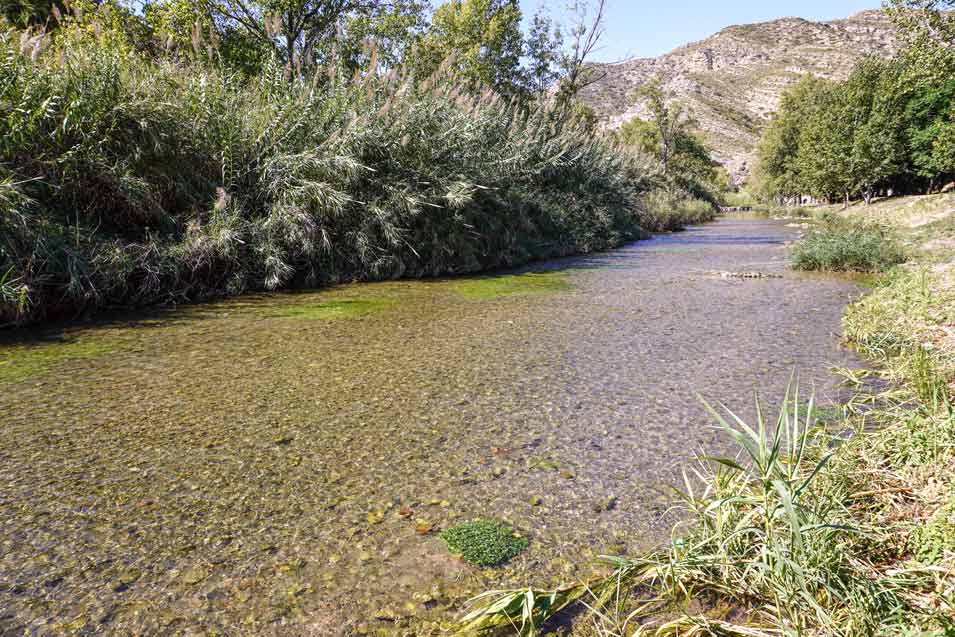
[790,217,907,273]
[449,272,571,300]
[439,519,529,568]
[911,498,955,565]
[457,379,955,635]
[274,297,396,320]
[0,338,114,385]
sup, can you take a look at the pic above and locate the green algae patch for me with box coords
[275,297,395,320]
[450,272,570,300]
[439,519,528,567]
[0,338,114,385]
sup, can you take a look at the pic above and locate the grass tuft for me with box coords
[790,217,907,273]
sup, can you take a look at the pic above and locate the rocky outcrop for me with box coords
[580,11,898,184]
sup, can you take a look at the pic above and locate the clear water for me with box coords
[0,217,864,635]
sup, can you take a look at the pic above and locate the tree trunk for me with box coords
[843,191,850,210]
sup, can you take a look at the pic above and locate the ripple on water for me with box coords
[0,217,866,635]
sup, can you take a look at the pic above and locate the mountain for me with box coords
[579,10,899,184]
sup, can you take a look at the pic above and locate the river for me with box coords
[0,216,864,635]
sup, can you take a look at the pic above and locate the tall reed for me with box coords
[0,23,663,323]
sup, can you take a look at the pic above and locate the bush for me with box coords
[0,27,657,323]
[790,217,907,272]
[639,189,717,232]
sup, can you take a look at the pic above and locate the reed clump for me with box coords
[790,216,907,273]
[0,21,689,325]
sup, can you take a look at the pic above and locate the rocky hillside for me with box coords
[581,10,898,183]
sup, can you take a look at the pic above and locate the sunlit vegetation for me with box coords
[0,0,720,326]
[275,297,397,320]
[790,217,907,273]
[752,0,955,206]
[459,371,955,635]
[0,337,114,385]
[460,4,955,626]
[616,78,725,227]
[439,518,528,567]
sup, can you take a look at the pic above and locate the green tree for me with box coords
[524,4,562,98]
[842,57,907,204]
[617,92,720,204]
[631,78,691,175]
[905,76,955,188]
[753,75,829,203]
[199,0,375,66]
[144,0,270,73]
[1,0,64,28]
[338,0,428,71]
[887,0,955,83]
[416,0,526,95]
[794,81,852,204]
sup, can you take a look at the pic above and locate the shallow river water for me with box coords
[0,217,865,636]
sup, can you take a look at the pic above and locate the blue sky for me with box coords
[519,0,883,62]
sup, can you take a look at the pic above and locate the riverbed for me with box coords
[0,217,864,635]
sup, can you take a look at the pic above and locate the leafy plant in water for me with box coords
[450,272,570,300]
[440,519,529,568]
[274,297,395,320]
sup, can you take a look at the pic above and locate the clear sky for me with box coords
[520,0,884,62]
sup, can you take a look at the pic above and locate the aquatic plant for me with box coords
[0,337,114,385]
[440,519,529,568]
[450,272,570,300]
[274,297,396,320]
[790,217,907,272]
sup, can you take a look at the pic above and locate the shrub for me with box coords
[0,27,656,323]
[439,518,528,567]
[639,189,717,232]
[790,217,907,272]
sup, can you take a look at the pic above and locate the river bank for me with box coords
[459,197,955,636]
[0,217,860,635]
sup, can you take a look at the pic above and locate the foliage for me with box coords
[754,3,955,205]
[790,217,907,273]
[639,189,716,232]
[911,498,955,565]
[439,518,528,567]
[457,380,954,636]
[887,0,955,84]
[0,17,667,324]
[617,82,723,212]
[524,5,562,98]
[416,0,526,96]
